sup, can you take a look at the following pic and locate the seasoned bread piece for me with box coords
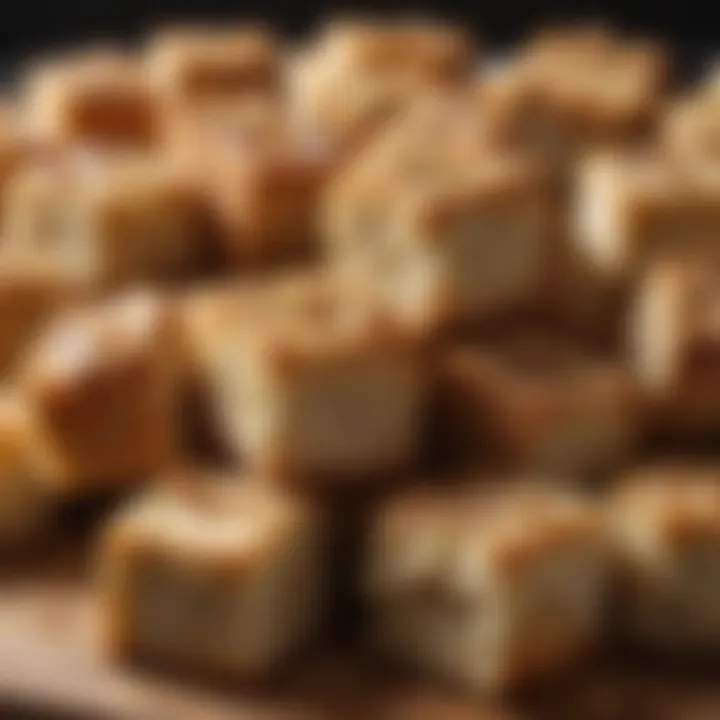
[23,48,159,148]
[326,149,548,334]
[147,25,282,109]
[290,17,476,151]
[366,481,609,692]
[514,26,667,164]
[608,465,720,652]
[18,291,180,494]
[0,101,54,217]
[0,251,92,377]
[186,271,426,483]
[206,128,336,268]
[661,90,720,166]
[98,474,326,679]
[573,151,720,284]
[0,388,49,548]
[433,336,637,478]
[3,151,210,289]
[164,93,288,168]
[629,259,720,435]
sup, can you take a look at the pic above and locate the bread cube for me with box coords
[573,152,720,285]
[432,336,637,478]
[514,26,667,164]
[3,152,210,289]
[661,92,720,166]
[0,388,49,548]
[163,92,338,267]
[18,291,180,494]
[315,17,476,82]
[0,251,92,377]
[175,279,265,463]
[206,131,335,268]
[165,93,287,168]
[0,102,52,214]
[366,482,609,691]
[23,49,159,148]
[290,18,475,150]
[470,27,665,200]
[335,90,521,185]
[629,259,720,435]
[326,152,547,334]
[189,272,426,482]
[608,466,720,652]
[147,25,281,109]
[98,475,325,679]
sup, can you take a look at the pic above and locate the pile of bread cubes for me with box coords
[2,14,720,696]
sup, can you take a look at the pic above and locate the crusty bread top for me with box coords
[181,269,419,371]
[372,480,602,586]
[313,17,475,80]
[609,465,720,541]
[23,47,151,107]
[103,471,318,564]
[20,290,173,390]
[146,24,281,100]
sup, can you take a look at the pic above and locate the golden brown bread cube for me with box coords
[164,94,337,267]
[331,89,522,186]
[18,291,180,494]
[0,252,92,377]
[608,466,720,652]
[3,152,210,289]
[164,93,287,169]
[432,337,637,478]
[573,151,720,285]
[23,49,159,149]
[366,481,609,692]
[98,474,326,679]
[290,18,475,151]
[326,151,548,334]
[0,102,54,216]
[147,25,282,109]
[629,259,720,435]
[469,27,665,205]
[514,26,667,164]
[187,272,426,483]
[206,133,335,268]
[0,388,49,548]
[175,279,268,463]
[315,16,476,81]
[661,91,720,166]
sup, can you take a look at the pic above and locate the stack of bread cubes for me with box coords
[3,16,720,696]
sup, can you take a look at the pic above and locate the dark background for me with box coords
[1,2,717,72]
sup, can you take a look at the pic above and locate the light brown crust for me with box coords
[631,258,720,433]
[609,465,720,542]
[194,269,420,372]
[24,48,160,148]
[147,25,282,104]
[0,387,50,546]
[4,151,211,289]
[98,473,321,678]
[0,250,94,376]
[208,139,334,267]
[434,337,637,474]
[19,291,180,493]
[518,26,667,137]
[312,17,476,84]
[374,480,602,580]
